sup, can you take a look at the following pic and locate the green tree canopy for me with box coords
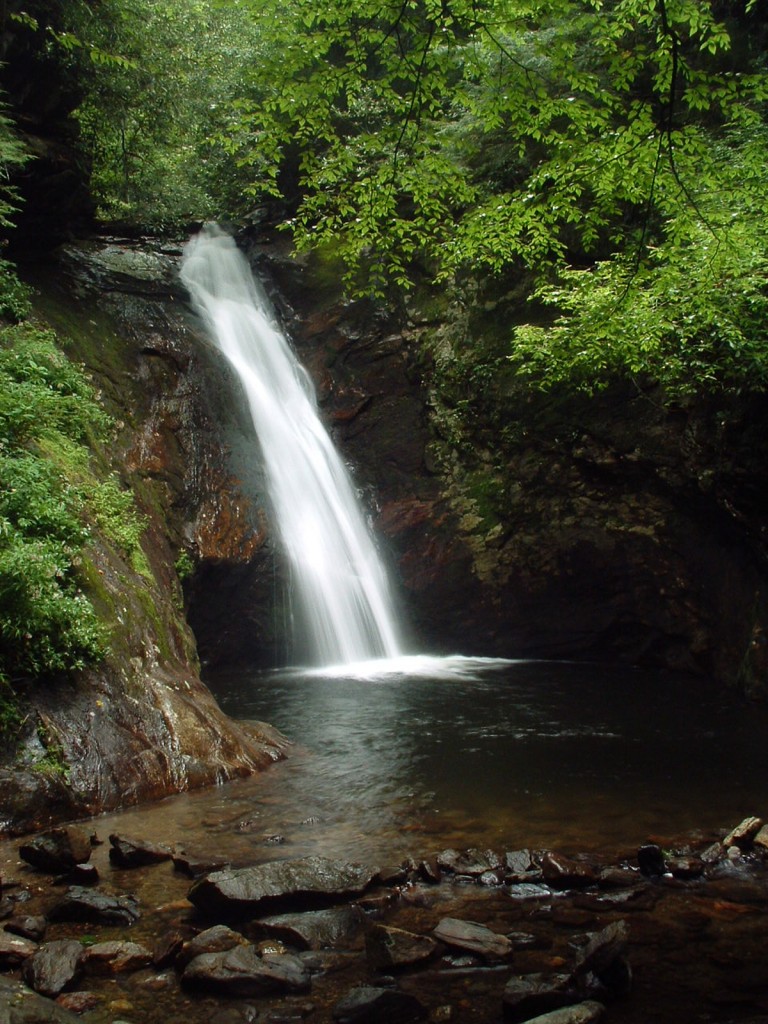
[223,0,768,392]
[5,0,768,394]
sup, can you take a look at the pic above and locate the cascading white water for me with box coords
[180,223,403,667]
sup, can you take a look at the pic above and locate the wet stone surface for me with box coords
[2,817,768,1023]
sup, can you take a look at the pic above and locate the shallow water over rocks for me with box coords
[2,660,768,1023]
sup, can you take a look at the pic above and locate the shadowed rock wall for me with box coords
[234,235,768,696]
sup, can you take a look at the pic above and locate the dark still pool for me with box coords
[199,656,768,861]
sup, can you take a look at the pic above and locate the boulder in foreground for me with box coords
[188,856,379,918]
[18,827,92,873]
[182,945,310,995]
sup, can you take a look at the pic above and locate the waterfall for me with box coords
[180,224,403,668]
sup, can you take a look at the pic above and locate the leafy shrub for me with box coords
[0,321,145,688]
[0,260,32,323]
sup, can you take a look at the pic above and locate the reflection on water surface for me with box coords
[161,658,768,864]
[6,660,767,871]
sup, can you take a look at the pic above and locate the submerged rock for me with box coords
[573,920,632,999]
[188,857,379,918]
[433,917,513,960]
[4,914,47,941]
[416,859,441,884]
[666,855,704,880]
[108,833,173,868]
[82,940,153,974]
[173,850,230,878]
[332,984,427,1023]
[437,848,502,876]
[55,991,102,1014]
[502,972,576,1021]
[541,853,596,888]
[152,929,188,968]
[365,923,438,970]
[48,886,141,926]
[573,921,629,979]
[59,863,99,886]
[596,867,642,889]
[182,945,311,995]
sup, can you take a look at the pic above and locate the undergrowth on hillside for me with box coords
[0,314,148,737]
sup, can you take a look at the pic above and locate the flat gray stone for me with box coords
[523,1001,605,1023]
[506,883,552,901]
[188,857,379,918]
[253,907,365,950]
[182,945,311,995]
[433,917,512,960]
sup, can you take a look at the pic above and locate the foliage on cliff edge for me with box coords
[0,313,147,732]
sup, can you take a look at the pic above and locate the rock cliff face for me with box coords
[0,238,289,835]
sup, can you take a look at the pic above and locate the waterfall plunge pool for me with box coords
[4,659,762,870]
[202,658,768,861]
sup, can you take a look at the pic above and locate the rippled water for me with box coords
[5,660,766,873]
[181,658,768,863]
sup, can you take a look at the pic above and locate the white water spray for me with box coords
[180,224,403,667]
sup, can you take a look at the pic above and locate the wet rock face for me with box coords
[182,945,311,996]
[22,939,85,998]
[51,230,764,695]
[0,240,290,836]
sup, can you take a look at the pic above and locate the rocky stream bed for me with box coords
[1,816,768,1024]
